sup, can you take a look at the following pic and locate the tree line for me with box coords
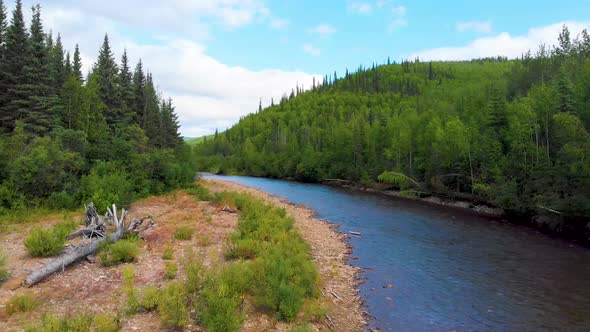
[196,26,590,220]
[0,0,194,214]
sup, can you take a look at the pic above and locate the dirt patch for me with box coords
[203,179,367,332]
[0,184,366,331]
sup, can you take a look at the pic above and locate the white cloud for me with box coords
[391,5,406,16]
[302,44,321,56]
[349,2,372,14]
[387,5,407,33]
[269,17,289,29]
[410,21,590,61]
[35,1,321,137]
[307,24,337,38]
[456,21,493,34]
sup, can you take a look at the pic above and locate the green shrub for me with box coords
[122,266,140,314]
[161,247,174,260]
[47,191,77,210]
[225,193,319,322]
[199,271,243,332]
[174,226,193,240]
[158,282,189,329]
[98,240,139,267]
[139,286,160,312]
[82,161,133,213]
[165,262,178,279]
[6,294,40,316]
[24,220,76,257]
[185,184,214,201]
[185,261,203,295]
[302,298,328,322]
[0,253,9,282]
[26,313,120,332]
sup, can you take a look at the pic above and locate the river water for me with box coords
[203,174,590,332]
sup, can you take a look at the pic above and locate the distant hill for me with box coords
[186,134,215,146]
[195,26,590,219]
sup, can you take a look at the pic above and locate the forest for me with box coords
[0,0,195,216]
[196,26,590,220]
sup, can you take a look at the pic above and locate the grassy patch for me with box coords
[24,219,77,257]
[158,281,189,329]
[165,262,178,279]
[0,252,9,283]
[174,226,194,241]
[98,239,140,267]
[224,192,320,321]
[6,294,40,316]
[25,313,119,332]
[161,247,174,260]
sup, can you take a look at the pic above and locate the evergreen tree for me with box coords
[48,33,65,91]
[22,4,52,134]
[72,44,82,81]
[92,34,120,125]
[142,72,160,143]
[64,50,72,78]
[557,70,576,113]
[132,60,146,124]
[0,0,28,131]
[118,49,134,125]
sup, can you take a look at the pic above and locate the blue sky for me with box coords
[20,0,590,136]
[206,0,590,74]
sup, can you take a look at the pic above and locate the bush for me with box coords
[98,240,140,267]
[0,253,9,282]
[225,193,319,321]
[82,161,133,213]
[158,282,189,329]
[165,262,178,279]
[161,247,174,260]
[47,191,78,210]
[26,313,119,332]
[6,294,40,316]
[174,226,193,240]
[139,286,160,312]
[199,270,243,332]
[302,298,328,322]
[185,184,214,201]
[24,220,76,257]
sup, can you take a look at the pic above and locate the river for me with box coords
[203,174,590,332]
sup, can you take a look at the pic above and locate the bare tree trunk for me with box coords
[23,204,153,287]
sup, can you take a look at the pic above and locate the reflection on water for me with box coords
[204,174,590,332]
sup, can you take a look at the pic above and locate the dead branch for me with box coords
[23,203,153,287]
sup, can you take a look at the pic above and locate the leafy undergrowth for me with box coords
[98,239,141,266]
[0,251,9,283]
[6,294,41,316]
[24,218,77,257]
[117,184,323,331]
[24,313,120,332]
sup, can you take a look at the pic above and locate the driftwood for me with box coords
[23,204,154,287]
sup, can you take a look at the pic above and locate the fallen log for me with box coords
[23,204,154,287]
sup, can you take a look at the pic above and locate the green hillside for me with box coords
[195,26,590,219]
[185,134,215,146]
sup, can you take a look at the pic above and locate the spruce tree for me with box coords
[92,33,120,125]
[132,60,146,124]
[0,0,29,132]
[72,44,82,81]
[64,51,72,78]
[118,49,134,125]
[48,33,65,91]
[20,4,53,134]
[142,72,160,143]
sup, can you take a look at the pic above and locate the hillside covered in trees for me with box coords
[196,26,590,220]
[0,0,194,214]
